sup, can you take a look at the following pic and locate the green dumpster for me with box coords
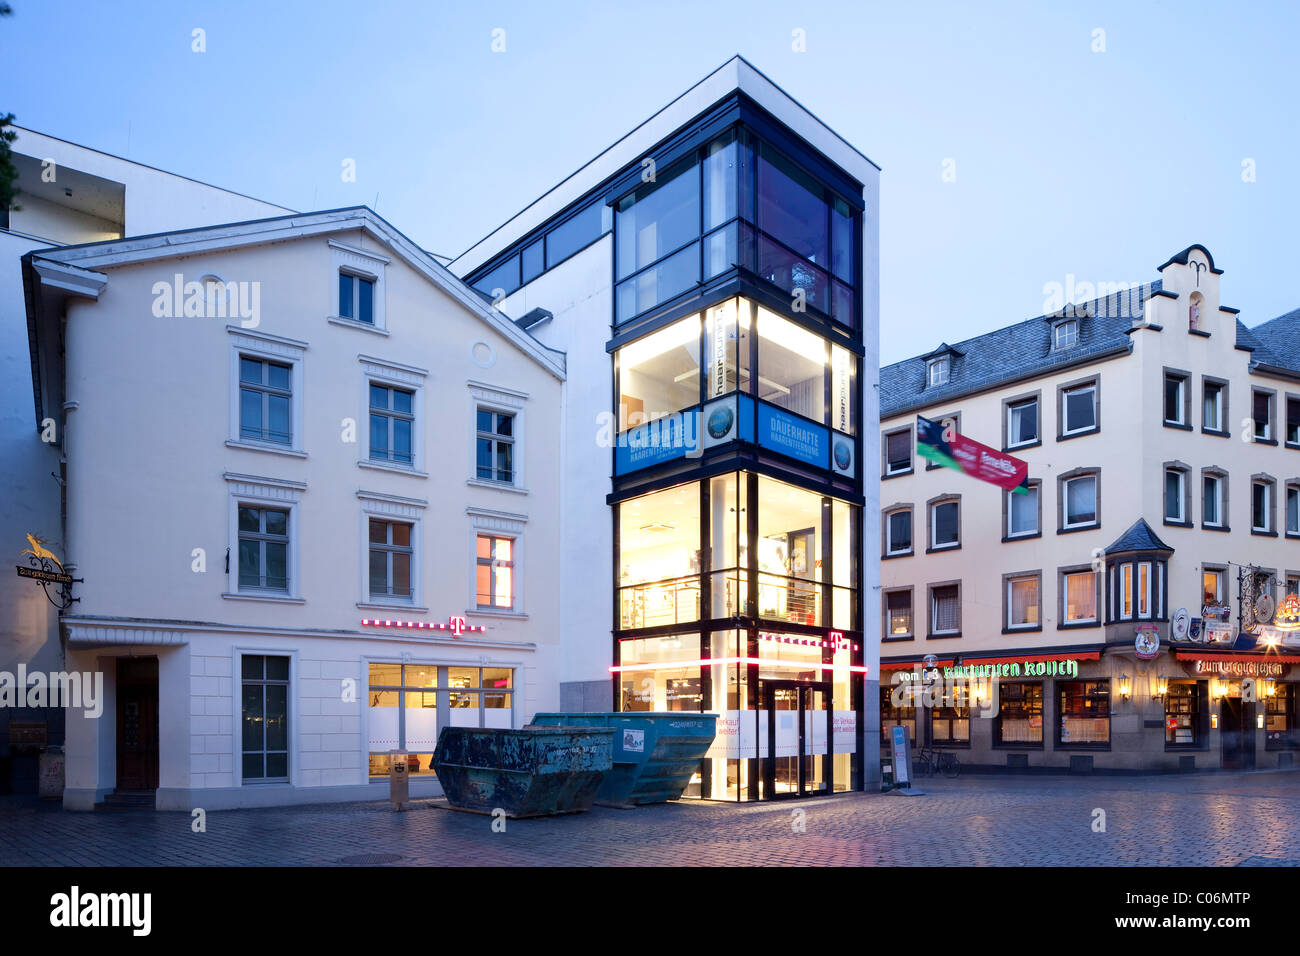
[432,726,614,818]
[529,713,717,807]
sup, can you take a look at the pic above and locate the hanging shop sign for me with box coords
[915,415,1029,494]
[1135,624,1161,659]
[757,403,828,468]
[14,534,81,610]
[1191,658,1286,678]
[360,615,486,637]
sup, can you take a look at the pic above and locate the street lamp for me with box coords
[1152,674,1168,699]
[1118,673,1131,700]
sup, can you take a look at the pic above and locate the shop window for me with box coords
[883,428,912,476]
[366,663,445,778]
[241,655,289,782]
[881,684,916,746]
[830,499,857,629]
[619,484,701,628]
[930,685,969,746]
[884,589,913,639]
[1265,684,1298,750]
[1005,573,1040,631]
[618,634,702,712]
[1058,680,1110,746]
[617,314,702,429]
[996,682,1042,745]
[757,476,822,626]
[708,473,746,619]
[703,298,750,400]
[756,306,826,423]
[1165,682,1202,748]
[475,534,515,610]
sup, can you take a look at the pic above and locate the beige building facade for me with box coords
[879,245,1300,774]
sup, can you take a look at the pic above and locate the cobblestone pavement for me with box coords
[2,771,1299,866]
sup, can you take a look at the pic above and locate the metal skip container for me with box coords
[431,726,614,818]
[529,713,717,807]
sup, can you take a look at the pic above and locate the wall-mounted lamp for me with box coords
[1152,674,1169,700]
[1211,678,1226,700]
[1264,678,1277,698]
[1211,712,1220,729]
[1118,673,1131,700]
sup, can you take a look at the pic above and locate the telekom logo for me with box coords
[360,615,486,637]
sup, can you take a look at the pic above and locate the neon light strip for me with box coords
[758,632,860,652]
[609,657,869,675]
[360,618,487,632]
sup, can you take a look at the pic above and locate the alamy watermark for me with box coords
[0,665,104,718]
[151,273,260,327]
[1042,277,1154,320]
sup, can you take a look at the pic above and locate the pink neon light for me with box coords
[608,657,869,675]
[361,615,486,635]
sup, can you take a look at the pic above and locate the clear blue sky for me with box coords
[4,0,1297,364]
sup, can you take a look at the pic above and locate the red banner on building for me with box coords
[916,415,1029,493]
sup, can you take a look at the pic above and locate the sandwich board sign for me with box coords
[890,724,914,786]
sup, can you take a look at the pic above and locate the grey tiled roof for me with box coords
[1246,308,1300,374]
[880,283,1160,417]
[1106,518,1173,555]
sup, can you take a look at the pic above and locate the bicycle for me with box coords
[915,746,960,778]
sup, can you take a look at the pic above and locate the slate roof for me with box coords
[1105,518,1173,555]
[1246,308,1300,375]
[880,282,1160,417]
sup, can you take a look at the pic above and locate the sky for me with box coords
[3,0,1298,365]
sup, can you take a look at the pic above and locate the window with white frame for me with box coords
[330,239,388,331]
[884,428,912,476]
[469,382,528,490]
[477,535,515,609]
[1202,568,1225,606]
[929,583,960,636]
[1287,484,1300,536]
[1253,390,1275,441]
[885,589,913,638]
[1061,569,1098,624]
[1053,319,1078,350]
[885,508,912,556]
[228,329,305,455]
[1061,473,1098,529]
[370,384,414,465]
[1203,472,1225,528]
[1203,380,1226,432]
[1287,396,1300,446]
[1006,398,1038,448]
[241,655,289,782]
[224,473,305,600]
[1165,467,1188,523]
[929,499,960,550]
[1007,484,1039,538]
[358,491,426,608]
[1061,381,1098,436]
[467,509,526,615]
[1164,372,1188,426]
[1006,574,1040,630]
[927,357,950,387]
[1253,479,1275,533]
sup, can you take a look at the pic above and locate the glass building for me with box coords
[459,60,878,800]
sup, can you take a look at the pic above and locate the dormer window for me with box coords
[927,357,950,387]
[1053,319,1078,350]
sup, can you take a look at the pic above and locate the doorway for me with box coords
[1220,697,1256,770]
[116,657,159,791]
[761,679,830,798]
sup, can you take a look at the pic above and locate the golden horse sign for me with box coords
[15,533,80,608]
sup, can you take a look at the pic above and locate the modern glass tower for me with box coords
[454,56,881,799]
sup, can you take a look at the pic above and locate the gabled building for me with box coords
[879,245,1300,773]
[22,207,565,809]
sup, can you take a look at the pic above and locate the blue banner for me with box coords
[615,409,701,474]
[757,403,828,468]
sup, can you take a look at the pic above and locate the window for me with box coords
[1006,397,1038,448]
[885,509,912,557]
[1119,563,1134,619]
[1287,484,1300,536]
[619,483,700,627]
[546,202,606,270]
[476,409,515,483]
[617,314,702,428]
[1058,680,1110,746]
[884,589,913,638]
[521,239,544,283]
[368,384,414,465]
[241,655,289,781]
[884,428,912,476]
[1164,467,1188,524]
[1253,389,1274,442]
[238,506,289,592]
[930,685,969,745]
[616,156,700,280]
[1265,684,1297,751]
[996,683,1042,745]
[1202,380,1226,433]
[1005,573,1040,630]
[1288,396,1300,446]
[929,498,960,550]
[339,272,375,324]
[881,685,916,745]
[1165,682,1201,748]
[1202,568,1225,606]
[1202,472,1225,528]
[238,356,292,445]
[1060,381,1098,436]
[929,583,961,636]
[367,663,440,778]
[1253,479,1274,533]
[1053,319,1078,350]
[1061,569,1098,624]
[368,519,413,601]
[756,307,826,423]
[1061,472,1098,530]
[927,357,950,387]
[476,534,515,610]
[1006,483,1040,538]
[1163,371,1188,426]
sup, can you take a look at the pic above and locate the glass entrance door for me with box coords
[762,680,831,798]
